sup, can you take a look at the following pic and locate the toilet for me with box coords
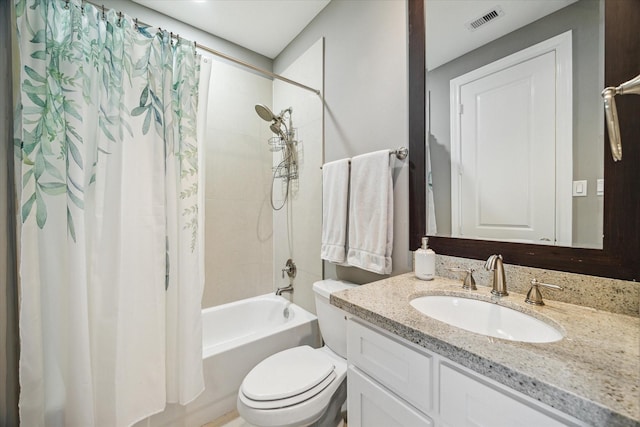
[237,279,357,427]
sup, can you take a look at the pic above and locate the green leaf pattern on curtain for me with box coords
[174,42,201,252]
[14,2,208,422]
[14,0,201,251]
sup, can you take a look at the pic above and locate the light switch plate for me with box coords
[597,179,604,196]
[573,180,588,197]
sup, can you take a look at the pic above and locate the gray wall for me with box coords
[427,0,603,248]
[275,0,412,284]
[1,0,19,423]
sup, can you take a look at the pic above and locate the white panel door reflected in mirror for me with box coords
[450,33,571,245]
[426,0,604,249]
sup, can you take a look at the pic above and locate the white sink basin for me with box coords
[410,295,563,343]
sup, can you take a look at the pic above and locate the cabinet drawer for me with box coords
[347,319,433,415]
[348,366,433,427]
[440,363,587,427]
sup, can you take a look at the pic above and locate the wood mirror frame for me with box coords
[408,0,639,281]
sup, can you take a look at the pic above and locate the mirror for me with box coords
[426,0,604,249]
[408,0,640,281]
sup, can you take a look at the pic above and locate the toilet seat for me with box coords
[239,346,336,409]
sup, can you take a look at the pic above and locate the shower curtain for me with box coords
[14,0,211,425]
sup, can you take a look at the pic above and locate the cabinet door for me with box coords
[440,363,586,427]
[348,367,433,427]
[347,319,433,415]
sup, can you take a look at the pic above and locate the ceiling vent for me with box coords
[465,6,505,31]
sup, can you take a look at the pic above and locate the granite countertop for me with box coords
[331,273,640,427]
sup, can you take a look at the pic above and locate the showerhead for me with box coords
[256,104,288,138]
[255,104,277,122]
[270,122,286,139]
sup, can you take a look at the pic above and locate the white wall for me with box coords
[272,39,324,314]
[276,0,412,285]
[202,60,274,307]
[204,37,324,311]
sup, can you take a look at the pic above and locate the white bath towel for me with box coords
[347,150,393,274]
[321,159,350,264]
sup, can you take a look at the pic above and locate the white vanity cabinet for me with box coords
[346,318,588,427]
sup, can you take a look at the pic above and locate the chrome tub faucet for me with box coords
[275,284,293,296]
[276,259,296,296]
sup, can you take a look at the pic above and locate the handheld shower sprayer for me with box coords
[254,103,298,210]
[270,122,287,140]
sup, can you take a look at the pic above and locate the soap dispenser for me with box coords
[414,237,435,280]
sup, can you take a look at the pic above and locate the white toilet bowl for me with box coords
[237,346,347,427]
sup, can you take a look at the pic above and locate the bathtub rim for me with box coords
[201,293,318,359]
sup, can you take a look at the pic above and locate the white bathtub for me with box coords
[136,293,320,427]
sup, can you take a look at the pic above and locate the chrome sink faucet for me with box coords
[484,254,508,297]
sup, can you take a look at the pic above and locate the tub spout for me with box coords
[275,284,294,296]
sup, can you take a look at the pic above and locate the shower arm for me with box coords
[602,72,640,162]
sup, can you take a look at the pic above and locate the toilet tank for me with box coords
[313,279,358,358]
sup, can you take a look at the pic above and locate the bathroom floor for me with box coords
[203,410,255,427]
[203,410,348,427]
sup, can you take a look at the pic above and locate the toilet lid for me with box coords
[241,346,335,402]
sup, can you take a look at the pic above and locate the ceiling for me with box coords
[132,0,578,66]
[426,0,578,70]
[131,0,331,59]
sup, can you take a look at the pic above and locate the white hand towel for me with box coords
[347,150,393,274]
[321,159,350,264]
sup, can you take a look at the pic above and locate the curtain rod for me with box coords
[81,0,321,95]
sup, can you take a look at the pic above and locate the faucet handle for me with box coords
[447,267,477,290]
[281,259,297,280]
[525,279,564,306]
